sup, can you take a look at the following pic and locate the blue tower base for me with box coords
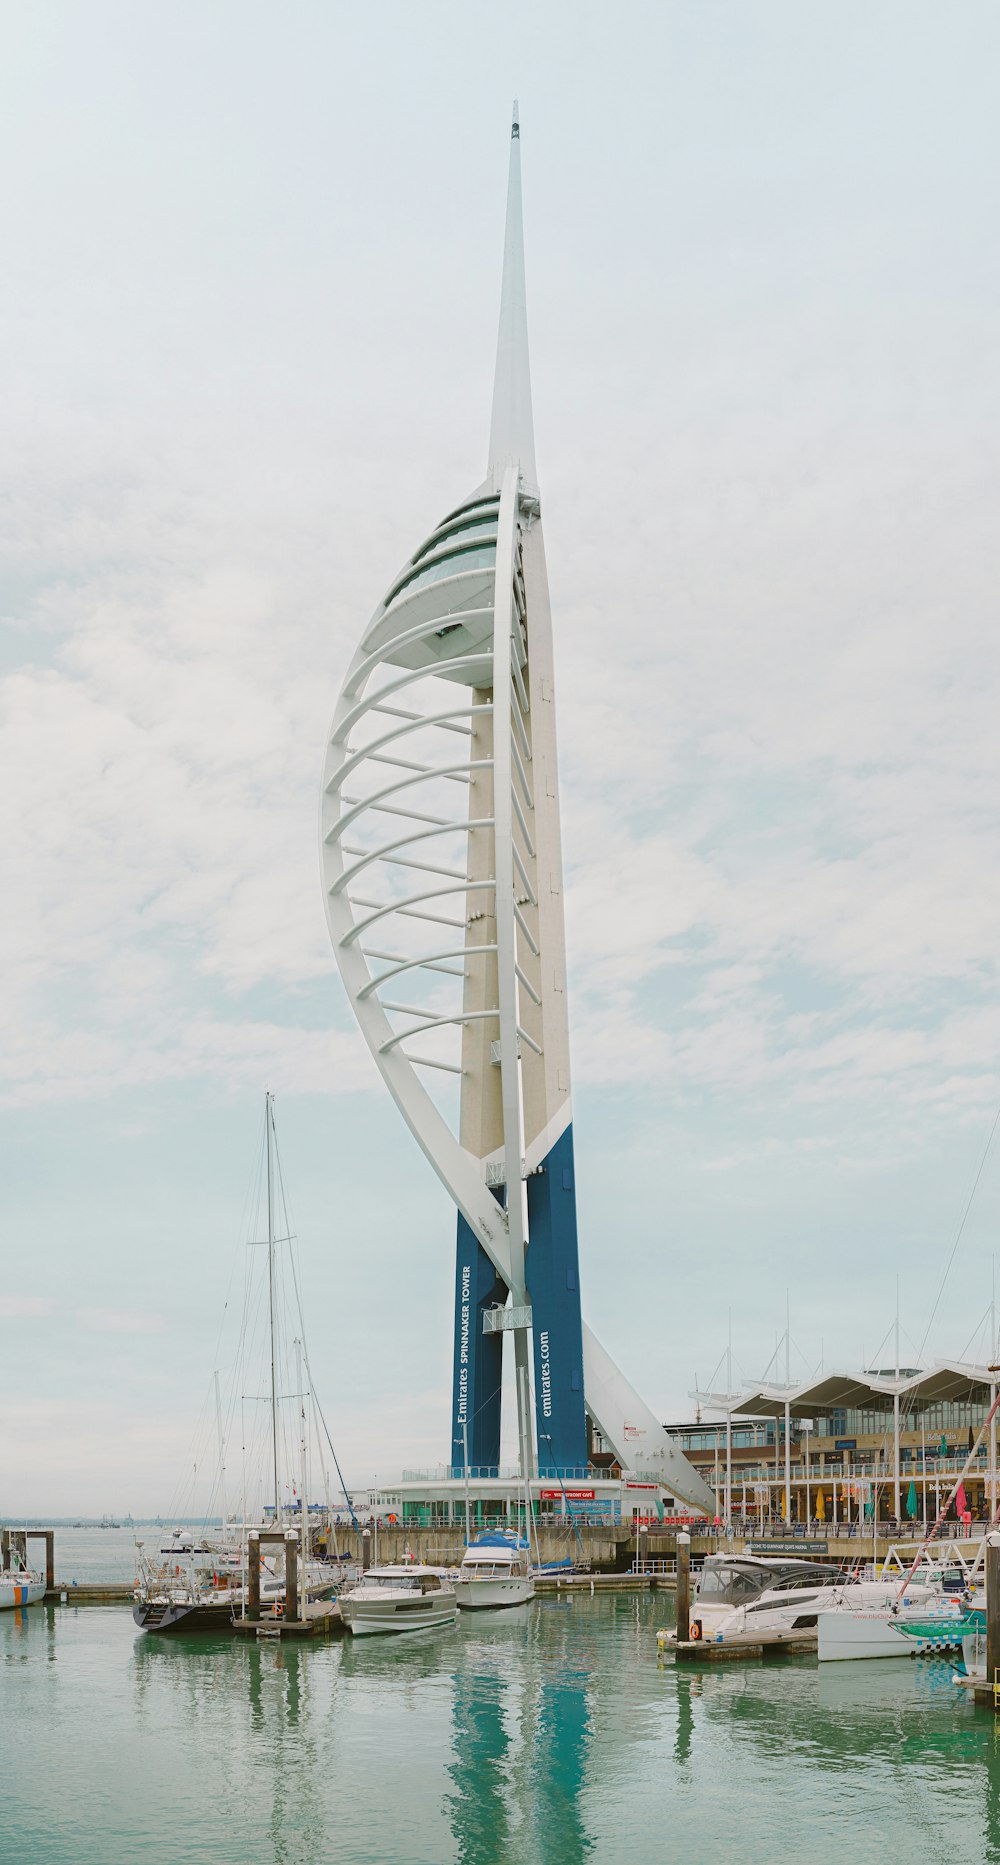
[450,1215,507,1475]
[449,1123,587,1478]
[526,1124,587,1475]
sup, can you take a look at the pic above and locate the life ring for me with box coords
[689,1619,703,1641]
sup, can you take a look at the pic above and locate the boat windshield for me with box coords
[698,1566,763,1603]
[365,1574,442,1592]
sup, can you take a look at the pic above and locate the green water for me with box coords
[3,1591,1000,1864]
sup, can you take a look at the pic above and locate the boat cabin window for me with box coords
[768,1568,839,1593]
[697,1566,761,1602]
[421,1575,441,1592]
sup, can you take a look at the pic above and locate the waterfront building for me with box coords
[682,1360,1000,1530]
[319,109,713,1514]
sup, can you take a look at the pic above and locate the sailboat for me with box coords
[134,1094,355,1633]
[0,1541,45,1611]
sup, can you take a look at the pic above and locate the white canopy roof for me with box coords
[691,1359,999,1420]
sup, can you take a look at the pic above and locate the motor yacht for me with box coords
[688,1554,845,1642]
[338,1564,459,1636]
[453,1532,534,1610]
[687,1551,959,1655]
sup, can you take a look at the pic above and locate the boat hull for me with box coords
[340,1597,459,1637]
[454,1577,535,1610]
[0,1580,45,1610]
[817,1594,966,1663]
[132,1599,237,1633]
[817,1610,914,1662]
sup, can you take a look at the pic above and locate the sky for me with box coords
[4,1,1000,1515]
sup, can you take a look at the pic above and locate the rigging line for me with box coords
[957,1298,994,1367]
[283,1239,359,1531]
[703,1347,726,1395]
[269,1119,358,1533]
[916,1102,1000,1366]
[888,1107,1000,1455]
[206,1106,268,1383]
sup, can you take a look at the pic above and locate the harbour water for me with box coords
[5,1539,1000,1865]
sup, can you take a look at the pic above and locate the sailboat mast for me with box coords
[295,1336,309,1569]
[266,1091,281,1527]
[214,1369,226,1540]
[462,1417,472,1546]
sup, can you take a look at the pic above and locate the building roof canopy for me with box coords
[690,1359,998,1422]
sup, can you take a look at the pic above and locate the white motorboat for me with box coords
[454,1532,534,1610]
[338,1564,459,1636]
[687,1554,845,1642]
[688,1552,946,1650]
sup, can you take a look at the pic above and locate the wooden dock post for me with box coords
[247,1533,261,1622]
[361,1528,371,1572]
[285,1532,299,1624]
[676,1531,691,1643]
[987,1533,1000,1706]
[24,1529,56,1591]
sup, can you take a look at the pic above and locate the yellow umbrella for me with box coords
[780,1488,787,1520]
[815,1489,826,1522]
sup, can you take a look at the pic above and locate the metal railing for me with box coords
[705,1453,996,1487]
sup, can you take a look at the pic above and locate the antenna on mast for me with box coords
[487,100,537,495]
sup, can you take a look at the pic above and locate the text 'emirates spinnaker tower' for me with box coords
[320,109,713,1507]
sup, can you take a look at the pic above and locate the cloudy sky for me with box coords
[4,2,1000,1514]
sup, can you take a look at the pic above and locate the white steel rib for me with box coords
[319,104,714,1515]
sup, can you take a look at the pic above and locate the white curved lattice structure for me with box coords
[320,107,714,1514]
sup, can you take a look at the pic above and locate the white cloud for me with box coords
[4,5,1000,1497]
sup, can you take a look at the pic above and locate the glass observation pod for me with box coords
[365,493,510,686]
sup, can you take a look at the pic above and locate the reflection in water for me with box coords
[0,1601,58,1666]
[986,1724,1000,1865]
[446,1647,511,1863]
[531,1667,592,1858]
[132,1630,326,1864]
[678,1653,1000,1862]
[674,1672,694,1765]
[446,1606,594,1864]
[15,1596,1000,1864]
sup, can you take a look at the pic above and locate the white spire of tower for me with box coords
[487,100,537,495]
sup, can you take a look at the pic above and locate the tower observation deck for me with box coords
[320,108,713,1512]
